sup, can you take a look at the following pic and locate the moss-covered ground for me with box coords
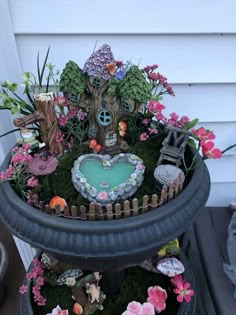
[35,266,178,315]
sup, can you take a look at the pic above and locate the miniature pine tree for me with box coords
[119,65,151,103]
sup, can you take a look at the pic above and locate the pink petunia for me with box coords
[147,286,167,313]
[147,100,165,115]
[173,281,194,303]
[122,301,155,315]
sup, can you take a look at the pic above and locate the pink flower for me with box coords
[147,100,165,115]
[54,96,67,106]
[58,114,68,127]
[22,143,31,151]
[97,191,108,200]
[147,286,167,313]
[140,132,149,141]
[122,301,155,315]
[56,132,64,143]
[27,176,39,187]
[19,285,27,294]
[173,281,194,303]
[136,164,143,170]
[148,72,159,81]
[170,274,184,287]
[77,110,87,121]
[67,109,77,118]
[192,127,215,141]
[200,141,222,159]
[142,118,150,125]
[148,128,158,135]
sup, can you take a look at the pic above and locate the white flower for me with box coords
[65,277,76,287]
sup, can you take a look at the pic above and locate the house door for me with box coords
[105,131,117,146]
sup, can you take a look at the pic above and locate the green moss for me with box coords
[59,60,86,95]
[95,267,178,315]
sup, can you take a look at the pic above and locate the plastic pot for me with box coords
[0,150,210,271]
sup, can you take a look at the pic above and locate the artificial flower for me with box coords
[200,140,222,159]
[173,281,194,303]
[192,127,215,141]
[46,305,69,315]
[147,286,167,313]
[122,301,155,315]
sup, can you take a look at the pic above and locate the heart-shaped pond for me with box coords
[71,153,145,204]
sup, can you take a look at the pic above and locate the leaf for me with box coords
[187,138,197,148]
[38,46,50,88]
[183,118,199,130]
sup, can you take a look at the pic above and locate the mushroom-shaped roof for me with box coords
[83,44,115,81]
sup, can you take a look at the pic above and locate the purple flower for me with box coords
[116,69,125,80]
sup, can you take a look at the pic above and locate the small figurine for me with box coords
[86,283,100,303]
[17,127,45,153]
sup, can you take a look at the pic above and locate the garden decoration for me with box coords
[0,43,223,313]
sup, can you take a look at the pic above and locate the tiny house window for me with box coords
[89,127,96,137]
[92,77,101,88]
[97,110,113,126]
[68,93,79,102]
[122,99,134,112]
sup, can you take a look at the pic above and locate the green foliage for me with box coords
[183,118,199,130]
[59,61,86,95]
[119,65,151,103]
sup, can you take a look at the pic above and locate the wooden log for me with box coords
[142,195,149,213]
[88,203,96,221]
[132,198,139,216]
[96,203,104,220]
[174,177,180,196]
[124,200,131,218]
[106,204,113,220]
[151,194,158,210]
[115,203,121,219]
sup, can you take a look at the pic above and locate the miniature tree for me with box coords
[59,61,86,104]
[119,65,151,103]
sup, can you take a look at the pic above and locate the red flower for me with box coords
[192,127,215,141]
[147,100,165,115]
[147,286,167,313]
[173,281,194,303]
[200,141,222,159]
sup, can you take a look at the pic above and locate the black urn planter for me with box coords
[20,250,195,315]
[0,242,8,304]
[0,151,210,271]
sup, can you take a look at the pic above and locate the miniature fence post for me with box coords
[63,204,70,217]
[174,176,180,196]
[96,203,104,220]
[179,173,184,192]
[151,194,158,210]
[44,205,51,214]
[79,205,86,219]
[71,205,78,218]
[115,203,121,219]
[168,182,174,201]
[160,186,168,205]
[132,198,139,216]
[106,204,113,220]
[142,195,149,213]
[124,200,131,217]
[55,204,61,215]
[88,203,96,221]
[39,201,45,212]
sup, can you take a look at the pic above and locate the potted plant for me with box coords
[0,44,221,313]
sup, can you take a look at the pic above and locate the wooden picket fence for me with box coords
[29,174,184,220]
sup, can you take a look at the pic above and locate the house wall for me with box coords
[0,0,236,266]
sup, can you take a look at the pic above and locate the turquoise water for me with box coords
[80,160,135,192]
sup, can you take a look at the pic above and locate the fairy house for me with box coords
[59,44,151,154]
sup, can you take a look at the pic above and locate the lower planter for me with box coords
[20,250,195,315]
[0,242,8,305]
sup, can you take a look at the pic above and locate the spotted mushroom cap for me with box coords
[83,44,115,80]
[56,269,83,286]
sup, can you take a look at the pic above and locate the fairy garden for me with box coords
[0,44,222,314]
